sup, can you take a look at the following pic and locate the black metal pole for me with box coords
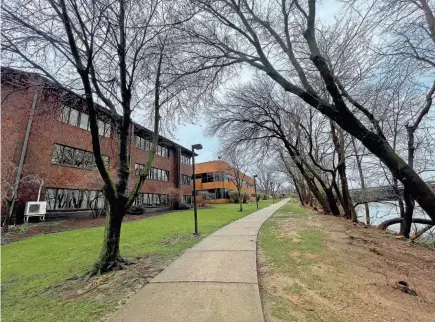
[254,176,259,210]
[192,146,198,235]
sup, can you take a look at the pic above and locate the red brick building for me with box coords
[1,67,193,218]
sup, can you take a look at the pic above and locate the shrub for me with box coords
[126,205,146,216]
[256,193,264,202]
[229,191,251,203]
[229,190,240,203]
[197,191,214,201]
[168,187,182,210]
[178,202,192,210]
[241,191,251,203]
[263,194,269,200]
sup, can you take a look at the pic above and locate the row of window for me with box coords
[181,155,191,165]
[45,188,181,210]
[52,144,109,169]
[45,188,105,210]
[197,172,253,187]
[198,188,232,200]
[134,193,169,206]
[60,106,111,138]
[135,136,169,158]
[135,164,169,181]
[181,174,192,185]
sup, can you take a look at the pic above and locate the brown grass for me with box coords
[258,202,435,322]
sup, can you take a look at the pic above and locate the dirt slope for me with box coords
[258,202,435,322]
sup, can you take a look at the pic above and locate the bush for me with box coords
[229,190,240,203]
[168,187,182,210]
[263,194,269,200]
[197,191,214,201]
[241,191,251,203]
[178,202,192,210]
[229,191,251,203]
[256,193,263,202]
[126,205,146,216]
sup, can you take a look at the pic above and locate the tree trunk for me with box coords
[238,190,243,212]
[2,199,14,233]
[325,187,340,216]
[401,125,417,238]
[91,202,126,274]
[401,189,414,238]
[293,179,304,205]
[331,121,357,222]
[379,217,433,230]
[352,139,370,224]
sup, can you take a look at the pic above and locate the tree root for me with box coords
[83,256,136,281]
[378,218,434,230]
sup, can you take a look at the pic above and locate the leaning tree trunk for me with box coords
[325,186,341,217]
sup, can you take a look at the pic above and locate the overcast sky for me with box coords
[173,0,339,163]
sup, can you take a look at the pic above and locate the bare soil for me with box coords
[258,205,435,322]
[44,255,167,322]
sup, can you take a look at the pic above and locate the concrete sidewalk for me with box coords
[108,199,289,322]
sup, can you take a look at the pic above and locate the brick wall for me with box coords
[1,79,193,213]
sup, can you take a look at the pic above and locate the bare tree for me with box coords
[223,150,250,212]
[182,0,435,220]
[2,162,45,232]
[2,0,217,275]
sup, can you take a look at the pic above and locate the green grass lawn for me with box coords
[2,200,274,322]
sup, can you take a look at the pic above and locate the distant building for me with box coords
[1,67,193,220]
[195,160,255,204]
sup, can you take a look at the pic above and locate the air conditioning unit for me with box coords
[24,201,47,222]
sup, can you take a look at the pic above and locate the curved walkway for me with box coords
[108,199,289,322]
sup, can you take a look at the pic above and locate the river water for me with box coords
[356,202,434,245]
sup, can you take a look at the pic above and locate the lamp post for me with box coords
[253,175,258,210]
[192,143,202,236]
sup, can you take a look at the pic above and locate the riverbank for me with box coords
[258,201,435,321]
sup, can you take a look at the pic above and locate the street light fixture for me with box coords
[192,144,202,235]
[253,175,258,210]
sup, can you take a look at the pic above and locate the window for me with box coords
[157,145,169,158]
[73,149,84,167]
[135,164,169,182]
[133,193,169,207]
[201,173,215,183]
[60,105,70,123]
[51,144,64,163]
[136,136,151,151]
[46,188,105,210]
[69,108,79,126]
[135,135,169,157]
[181,155,191,165]
[214,172,225,182]
[98,120,105,136]
[181,174,192,185]
[60,106,111,137]
[79,113,89,130]
[182,195,192,204]
[51,143,108,170]
[62,146,74,165]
